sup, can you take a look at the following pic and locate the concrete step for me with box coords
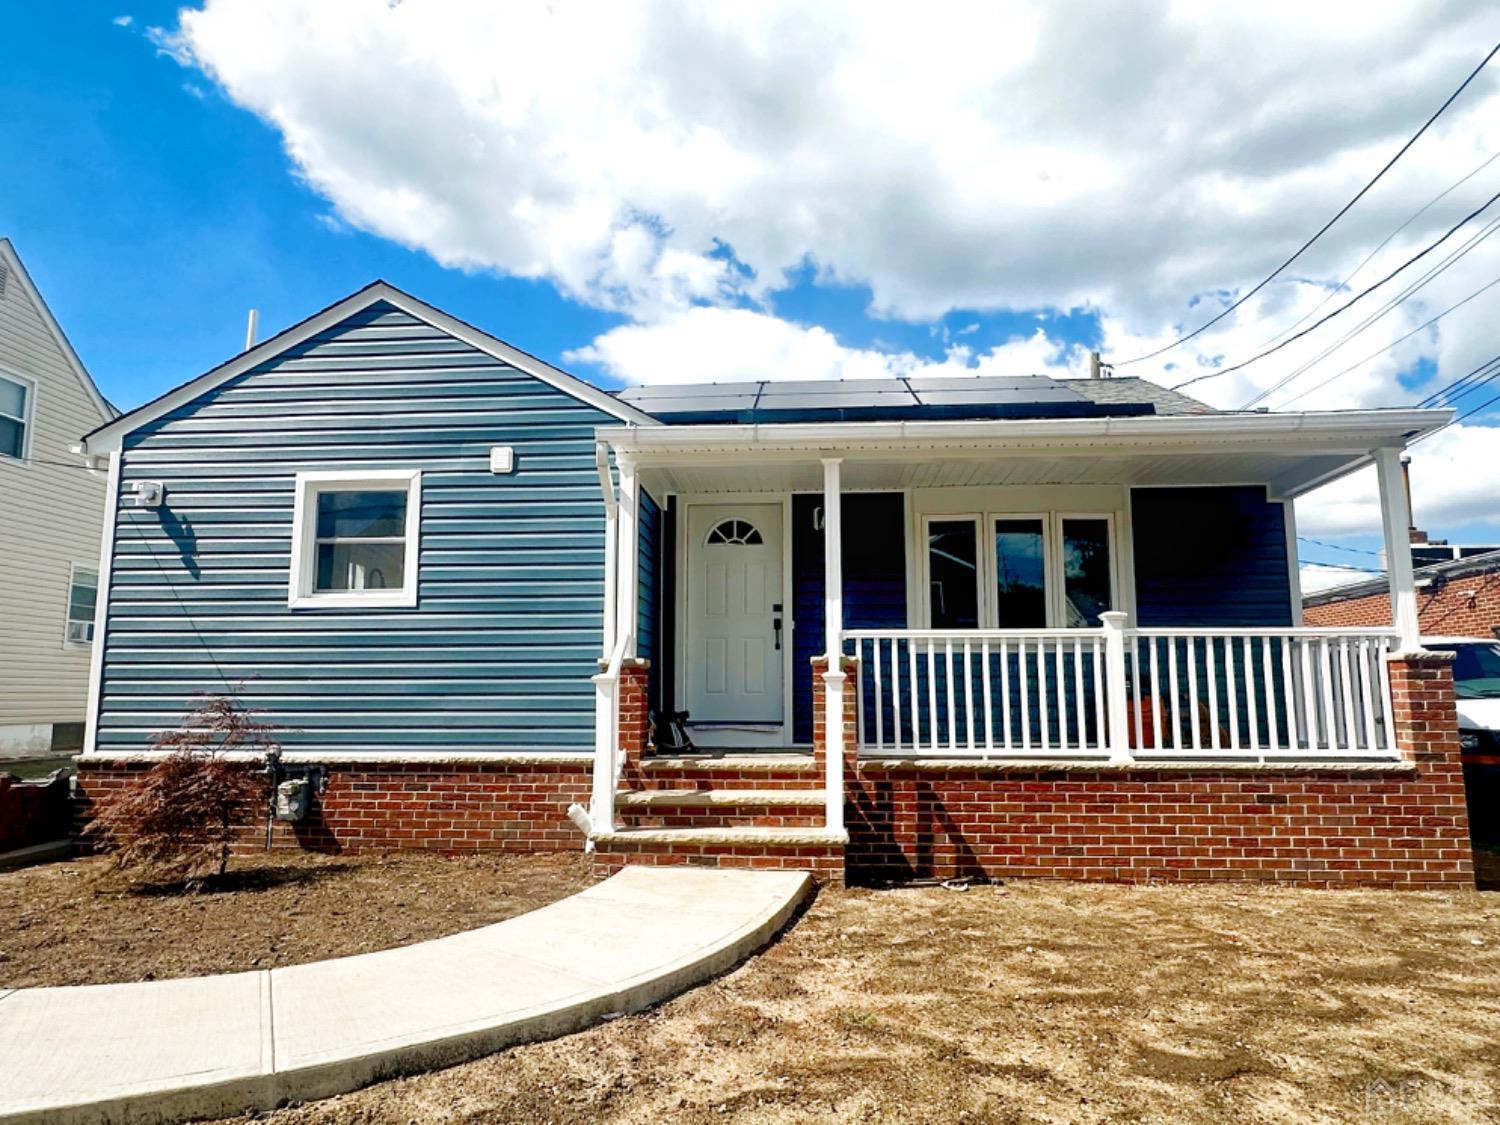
[591,825,847,846]
[615,788,825,807]
[627,753,823,792]
[589,824,847,880]
[613,788,828,830]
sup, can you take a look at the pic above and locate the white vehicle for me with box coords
[1419,637,1500,762]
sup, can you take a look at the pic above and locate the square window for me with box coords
[0,373,30,460]
[289,471,420,608]
[66,566,97,644]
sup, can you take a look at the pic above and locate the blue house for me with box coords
[74,282,1473,886]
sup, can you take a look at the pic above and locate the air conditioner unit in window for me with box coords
[67,620,93,644]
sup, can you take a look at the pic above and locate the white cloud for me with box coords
[1300,563,1381,596]
[162,2,1500,344]
[1296,420,1500,541]
[162,0,1500,541]
[566,307,1087,384]
[113,15,134,28]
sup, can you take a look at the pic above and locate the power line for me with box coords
[1247,211,1500,407]
[1172,185,1500,390]
[1273,270,1500,410]
[1113,39,1500,368]
[1419,351,1500,408]
[1298,536,1383,558]
[1261,147,1500,348]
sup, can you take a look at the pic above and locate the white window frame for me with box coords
[289,469,421,609]
[919,509,1119,629]
[1050,512,1118,628]
[921,513,984,629]
[64,562,98,647]
[0,366,36,465]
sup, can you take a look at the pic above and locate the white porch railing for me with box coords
[844,622,1401,761]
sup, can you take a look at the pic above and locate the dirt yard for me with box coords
[0,851,591,988]
[221,864,1500,1125]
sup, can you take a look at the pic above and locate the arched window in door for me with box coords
[705,518,764,546]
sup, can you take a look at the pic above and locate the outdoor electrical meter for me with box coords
[274,778,311,823]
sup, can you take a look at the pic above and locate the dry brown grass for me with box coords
[0,851,591,987]
[226,868,1500,1124]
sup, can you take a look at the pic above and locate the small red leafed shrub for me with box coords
[88,694,276,890]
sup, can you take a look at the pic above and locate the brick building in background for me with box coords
[1304,550,1500,636]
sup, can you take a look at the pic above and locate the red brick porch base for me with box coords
[73,756,592,854]
[842,651,1474,889]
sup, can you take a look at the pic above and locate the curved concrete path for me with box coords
[0,866,810,1125]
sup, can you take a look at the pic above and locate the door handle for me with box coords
[772,602,783,651]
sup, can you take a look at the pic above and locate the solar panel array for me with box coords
[616,376,1153,423]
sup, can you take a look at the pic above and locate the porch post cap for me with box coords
[1384,647,1454,665]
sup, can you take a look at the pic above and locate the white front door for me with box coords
[684,503,784,730]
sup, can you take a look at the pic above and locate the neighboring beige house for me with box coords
[0,239,115,757]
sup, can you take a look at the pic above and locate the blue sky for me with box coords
[0,3,1100,410]
[5,2,1499,578]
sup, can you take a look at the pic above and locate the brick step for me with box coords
[624,753,823,792]
[614,787,826,830]
[590,825,847,881]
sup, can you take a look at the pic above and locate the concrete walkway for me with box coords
[0,866,811,1125]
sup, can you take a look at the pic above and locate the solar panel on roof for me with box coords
[612,373,1155,422]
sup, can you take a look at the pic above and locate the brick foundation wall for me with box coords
[0,771,72,853]
[1304,566,1500,636]
[839,652,1473,889]
[74,757,592,854]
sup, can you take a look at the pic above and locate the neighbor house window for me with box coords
[289,469,421,608]
[923,511,1116,628]
[0,372,32,461]
[65,565,98,645]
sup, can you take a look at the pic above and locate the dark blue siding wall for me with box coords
[637,489,660,703]
[791,492,907,743]
[98,301,618,754]
[1131,486,1293,627]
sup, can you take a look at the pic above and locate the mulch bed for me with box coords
[0,850,592,988]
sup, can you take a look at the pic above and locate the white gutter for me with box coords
[596,408,1451,453]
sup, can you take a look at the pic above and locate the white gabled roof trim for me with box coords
[0,238,116,425]
[81,280,657,454]
[597,408,1454,499]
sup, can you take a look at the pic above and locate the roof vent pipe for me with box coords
[244,308,259,352]
[1089,351,1112,379]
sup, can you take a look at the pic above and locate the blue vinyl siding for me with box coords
[1130,486,1293,742]
[791,492,907,743]
[638,488,660,704]
[97,301,618,754]
[1131,486,1294,627]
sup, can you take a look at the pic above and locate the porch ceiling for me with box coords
[601,408,1449,500]
[630,450,1362,497]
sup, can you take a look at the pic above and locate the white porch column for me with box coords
[1375,446,1421,650]
[822,457,845,834]
[615,456,640,657]
[1100,611,1133,763]
[596,445,618,657]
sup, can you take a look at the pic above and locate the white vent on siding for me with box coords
[0,261,8,299]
